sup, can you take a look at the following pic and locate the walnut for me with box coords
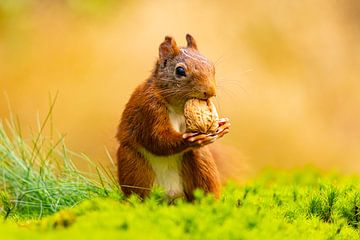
[184,98,219,134]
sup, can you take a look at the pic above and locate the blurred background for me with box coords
[1,0,360,176]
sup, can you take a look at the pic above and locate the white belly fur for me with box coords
[139,107,186,198]
[139,148,184,198]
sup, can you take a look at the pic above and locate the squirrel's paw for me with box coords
[214,117,231,139]
[182,117,230,147]
[182,132,217,147]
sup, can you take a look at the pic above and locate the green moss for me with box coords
[1,169,360,239]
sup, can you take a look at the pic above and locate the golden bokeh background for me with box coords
[1,0,360,175]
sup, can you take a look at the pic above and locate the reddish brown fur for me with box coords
[117,34,226,200]
[182,148,221,200]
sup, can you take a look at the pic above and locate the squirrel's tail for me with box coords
[209,143,253,184]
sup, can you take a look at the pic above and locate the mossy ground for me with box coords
[2,169,360,240]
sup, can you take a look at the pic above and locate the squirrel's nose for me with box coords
[203,86,216,99]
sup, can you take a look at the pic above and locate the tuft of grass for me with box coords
[307,187,338,223]
[0,96,119,219]
[340,192,360,229]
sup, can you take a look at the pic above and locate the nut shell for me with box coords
[184,98,219,134]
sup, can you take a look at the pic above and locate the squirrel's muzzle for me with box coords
[202,85,216,99]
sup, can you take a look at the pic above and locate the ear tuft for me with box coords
[186,34,198,50]
[159,36,180,60]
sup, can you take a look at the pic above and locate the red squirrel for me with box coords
[116,34,231,201]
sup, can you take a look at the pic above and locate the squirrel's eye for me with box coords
[175,66,186,77]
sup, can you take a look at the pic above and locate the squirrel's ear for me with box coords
[186,34,198,50]
[159,36,180,59]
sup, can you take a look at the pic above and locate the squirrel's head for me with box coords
[154,34,216,106]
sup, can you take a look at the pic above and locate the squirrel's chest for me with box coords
[168,107,186,133]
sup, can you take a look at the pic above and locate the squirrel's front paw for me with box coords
[182,132,217,147]
[214,117,231,139]
[182,117,230,147]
